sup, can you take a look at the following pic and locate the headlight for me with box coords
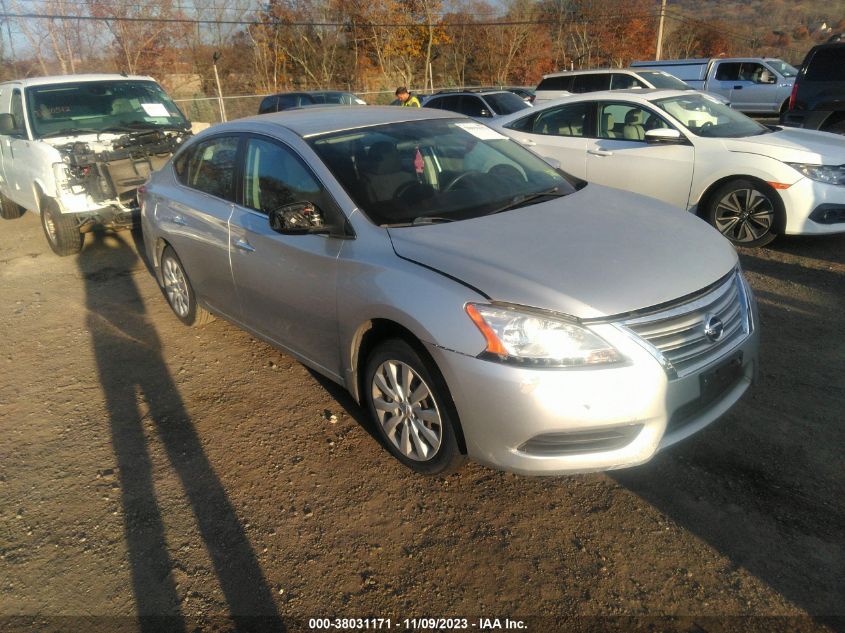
[465,303,624,368]
[787,163,845,185]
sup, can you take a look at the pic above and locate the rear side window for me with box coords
[715,63,742,81]
[536,76,572,92]
[572,74,611,93]
[458,96,485,117]
[258,96,277,114]
[178,136,239,200]
[430,95,462,113]
[805,47,845,81]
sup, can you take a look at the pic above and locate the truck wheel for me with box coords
[0,193,23,219]
[40,200,83,256]
[706,179,782,248]
[160,246,214,327]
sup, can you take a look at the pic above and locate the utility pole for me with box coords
[0,0,17,76]
[655,0,667,61]
[212,51,227,123]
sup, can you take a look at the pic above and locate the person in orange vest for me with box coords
[394,87,421,107]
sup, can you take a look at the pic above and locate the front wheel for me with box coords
[160,246,214,327]
[706,179,781,247]
[364,339,464,475]
[40,199,83,256]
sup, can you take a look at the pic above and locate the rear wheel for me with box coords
[40,199,83,256]
[0,192,23,220]
[706,179,781,247]
[364,339,464,475]
[160,246,214,326]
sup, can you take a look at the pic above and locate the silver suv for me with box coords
[141,106,759,476]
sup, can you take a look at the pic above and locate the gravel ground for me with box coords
[0,212,842,633]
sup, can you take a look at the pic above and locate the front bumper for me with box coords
[427,312,760,476]
[779,177,845,235]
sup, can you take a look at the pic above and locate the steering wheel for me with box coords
[700,121,714,130]
[443,171,483,192]
[487,164,525,183]
[394,181,434,201]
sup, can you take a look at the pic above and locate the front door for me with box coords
[228,134,344,378]
[2,88,38,211]
[585,102,695,210]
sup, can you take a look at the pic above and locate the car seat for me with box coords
[623,109,645,140]
[602,113,617,138]
[363,141,416,202]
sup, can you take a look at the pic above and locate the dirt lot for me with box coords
[0,212,843,632]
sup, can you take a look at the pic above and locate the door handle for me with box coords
[171,215,187,226]
[521,138,536,146]
[587,149,613,157]
[234,239,256,253]
[733,85,743,90]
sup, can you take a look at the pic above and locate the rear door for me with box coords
[584,101,695,210]
[708,61,741,102]
[158,134,241,319]
[228,134,344,377]
[504,101,592,179]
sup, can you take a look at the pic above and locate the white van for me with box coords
[0,74,191,255]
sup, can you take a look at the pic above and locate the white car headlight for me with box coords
[787,163,845,186]
[466,303,624,368]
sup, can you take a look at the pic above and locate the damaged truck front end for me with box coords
[52,128,190,232]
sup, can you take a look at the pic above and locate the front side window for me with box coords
[597,103,665,141]
[308,118,577,226]
[458,96,485,117]
[24,80,188,139]
[242,137,326,215]
[739,63,767,83]
[532,102,589,137]
[179,136,239,200]
[572,74,611,93]
[10,89,26,135]
[610,74,646,90]
[654,94,769,138]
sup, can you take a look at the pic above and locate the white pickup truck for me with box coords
[630,57,797,115]
[0,74,191,255]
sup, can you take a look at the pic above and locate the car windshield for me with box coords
[636,71,690,90]
[653,94,770,138]
[25,80,189,139]
[484,92,531,115]
[308,118,576,226]
[766,60,798,77]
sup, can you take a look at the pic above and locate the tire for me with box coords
[705,179,782,248]
[0,192,23,220]
[159,246,214,327]
[364,338,465,475]
[40,199,83,256]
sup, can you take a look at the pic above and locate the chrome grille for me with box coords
[620,272,751,378]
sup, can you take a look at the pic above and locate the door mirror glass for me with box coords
[644,128,683,143]
[268,201,328,235]
[479,108,491,118]
[0,113,15,134]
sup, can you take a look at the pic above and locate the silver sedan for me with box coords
[141,106,759,475]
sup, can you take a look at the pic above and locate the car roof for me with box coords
[1,73,156,88]
[429,89,512,96]
[541,68,641,79]
[229,105,462,138]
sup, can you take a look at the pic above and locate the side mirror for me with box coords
[479,108,492,118]
[0,113,16,135]
[268,201,329,235]
[543,156,562,170]
[762,74,776,84]
[644,128,684,144]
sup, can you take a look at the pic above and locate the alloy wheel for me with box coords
[371,360,443,462]
[163,256,190,318]
[713,188,774,243]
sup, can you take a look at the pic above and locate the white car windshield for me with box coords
[26,80,189,139]
[653,94,770,138]
[309,118,578,226]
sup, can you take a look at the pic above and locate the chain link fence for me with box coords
[173,87,513,127]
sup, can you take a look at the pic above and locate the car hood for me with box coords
[723,127,845,164]
[387,185,738,320]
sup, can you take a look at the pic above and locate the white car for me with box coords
[493,89,845,246]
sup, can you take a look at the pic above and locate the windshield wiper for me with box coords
[381,216,456,228]
[39,128,102,138]
[488,187,566,215]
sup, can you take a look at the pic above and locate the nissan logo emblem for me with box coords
[704,315,724,342]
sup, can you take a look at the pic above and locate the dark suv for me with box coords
[422,89,530,119]
[781,38,845,135]
[258,91,366,114]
